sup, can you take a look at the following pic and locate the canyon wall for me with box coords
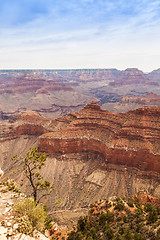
[0,104,160,227]
[39,102,160,174]
[0,67,160,224]
[0,68,160,120]
[121,93,160,105]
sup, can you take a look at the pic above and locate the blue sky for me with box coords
[0,0,160,71]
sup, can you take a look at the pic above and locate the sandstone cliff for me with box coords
[109,68,158,86]
[39,102,160,174]
[0,69,159,119]
[121,93,160,105]
[0,104,160,227]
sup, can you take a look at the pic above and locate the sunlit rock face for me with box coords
[39,102,160,173]
[0,103,160,222]
[120,93,160,105]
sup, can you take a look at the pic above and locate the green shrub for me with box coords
[86,236,93,240]
[127,199,134,208]
[67,196,160,240]
[134,198,141,209]
[2,177,21,193]
[99,212,107,225]
[123,228,133,240]
[156,206,160,215]
[134,232,143,240]
[114,200,125,211]
[114,233,123,240]
[104,226,114,239]
[146,209,158,223]
[123,215,127,223]
[157,228,160,238]
[144,203,154,213]
[14,197,52,233]
[17,215,33,235]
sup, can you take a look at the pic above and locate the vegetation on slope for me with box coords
[67,196,160,240]
[14,198,52,234]
[0,147,54,236]
[0,178,53,236]
[12,147,54,205]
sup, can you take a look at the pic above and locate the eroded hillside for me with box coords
[39,102,160,173]
[0,104,160,227]
[0,68,160,119]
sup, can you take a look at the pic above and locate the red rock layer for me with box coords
[0,77,74,94]
[0,111,56,141]
[38,102,160,174]
[15,123,46,136]
[109,68,158,86]
[121,93,160,105]
[134,191,160,207]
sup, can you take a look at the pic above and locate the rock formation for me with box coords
[109,68,158,86]
[39,102,160,174]
[0,111,55,143]
[121,93,160,105]
[134,191,160,206]
[0,68,159,119]
[148,68,160,83]
[0,103,160,227]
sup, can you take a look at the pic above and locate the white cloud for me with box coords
[0,0,160,71]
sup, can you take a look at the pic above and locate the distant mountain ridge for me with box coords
[0,67,159,118]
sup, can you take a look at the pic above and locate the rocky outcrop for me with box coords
[0,68,160,119]
[39,102,160,174]
[0,76,74,94]
[15,123,46,136]
[0,185,49,240]
[134,191,160,206]
[0,111,56,142]
[109,68,153,86]
[0,104,160,227]
[0,71,99,119]
[121,93,160,105]
[148,68,160,83]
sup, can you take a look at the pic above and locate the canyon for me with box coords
[39,102,160,173]
[0,103,159,227]
[0,68,160,120]
[0,67,159,227]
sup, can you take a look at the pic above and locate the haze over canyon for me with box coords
[0,68,160,120]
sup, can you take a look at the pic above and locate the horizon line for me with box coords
[0,67,156,73]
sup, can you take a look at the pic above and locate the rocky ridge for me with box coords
[109,68,159,86]
[0,104,160,228]
[39,102,160,174]
[0,68,160,119]
[121,92,160,105]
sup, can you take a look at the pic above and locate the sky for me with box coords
[0,0,160,72]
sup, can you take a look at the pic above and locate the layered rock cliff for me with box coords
[39,102,160,174]
[121,93,160,105]
[0,104,160,227]
[0,68,159,120]
[109,68,159,86]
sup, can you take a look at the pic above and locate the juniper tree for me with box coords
[12,147,54,205]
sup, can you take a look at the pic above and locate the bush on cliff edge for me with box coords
[14,197,52,234]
